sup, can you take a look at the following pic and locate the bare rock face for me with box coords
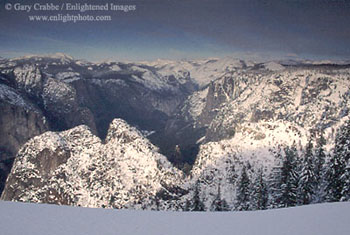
[0,103,48,161]
[0,84,49,192]
[1,119,185,210]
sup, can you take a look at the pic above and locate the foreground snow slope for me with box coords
[0,201,349,235]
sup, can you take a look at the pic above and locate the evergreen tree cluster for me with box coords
[190,120,350,211]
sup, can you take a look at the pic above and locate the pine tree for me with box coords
[220,198,229,211]
[299,139,316,205]
[211,184,230,211]
[184,199,191,211]
[314,131,326,181]
[325,152,345,201]
[325,120,350,201]
[229,164,238,184]
[341,162,350,201]
[192,180,205,211]
[236,165,251,211]
[269,147,284,208]
[280,145,299,207]
[251,167,268,210]
[336,119,350,162]
[313,130,327,202]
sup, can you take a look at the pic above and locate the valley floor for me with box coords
[0,201,349,235]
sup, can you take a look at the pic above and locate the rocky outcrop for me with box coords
[1,119,185,210]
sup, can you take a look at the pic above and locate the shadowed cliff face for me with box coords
[0,103,48,160]
[0,84,49,193]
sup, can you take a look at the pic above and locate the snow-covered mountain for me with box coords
[1,119,185,210]
[142,57,250,88]
[170,64,350,209]
[160,61,350,164]
[0,53,197,193]
[1,54,350,210]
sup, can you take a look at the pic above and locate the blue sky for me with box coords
[0,0,349,61]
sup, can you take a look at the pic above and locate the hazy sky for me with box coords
[0,0,349,61]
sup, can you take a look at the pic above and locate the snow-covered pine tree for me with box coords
[192,180,205,211]
[325,153,345,202]
[251,167,268,210]
[341,162,350,201]
[325,120,350,202]
[268,146,284,208]
[299,138,317,205]
[315,131,326,181]
[211,184,230,211]
[184,199,191,211]
[337,119,350,162]
[279,145,299,207]
[235,164,251,211]
[313,130,327,202]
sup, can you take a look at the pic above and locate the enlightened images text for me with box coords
[7,3,136,13]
